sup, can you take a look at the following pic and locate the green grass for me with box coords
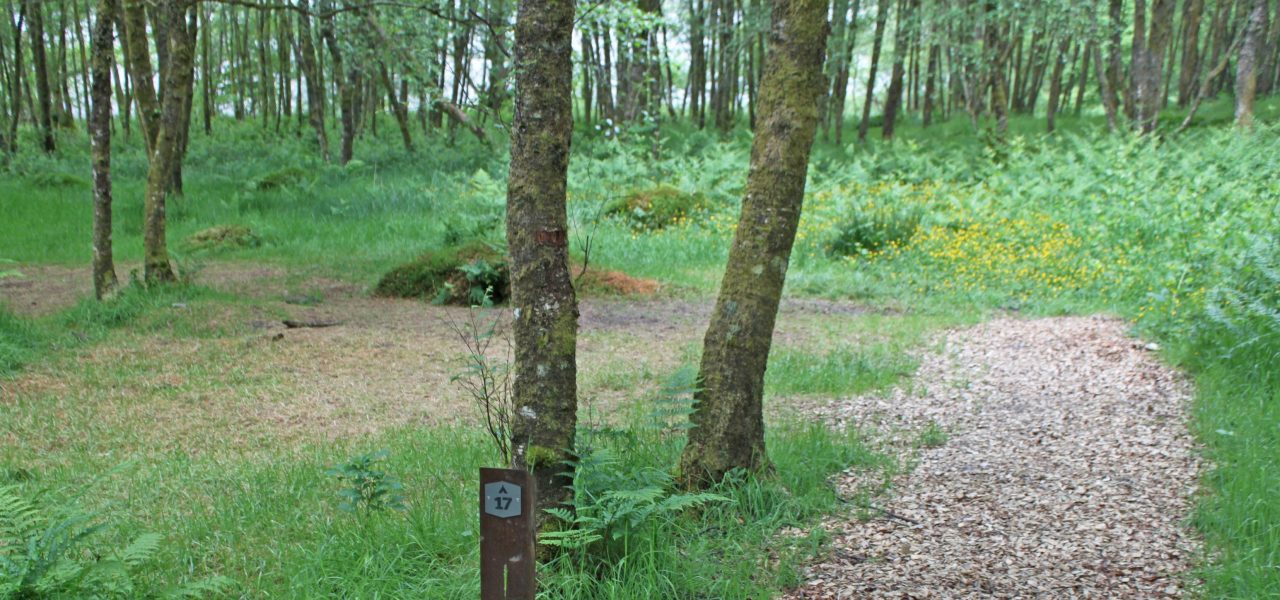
[2,394,897,598]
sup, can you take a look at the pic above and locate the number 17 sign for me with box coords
[479,468,536,599]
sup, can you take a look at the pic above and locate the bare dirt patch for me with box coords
[786,316,1201,599]
[1,260,896,459]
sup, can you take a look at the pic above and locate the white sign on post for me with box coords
[483,481,522,519]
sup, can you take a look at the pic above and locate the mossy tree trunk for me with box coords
[142,0,195,284]
[679,0,827,487]
[90,0,118,299]
[1235,0,1268,129]
[120,0,159,155]
[506,0,578,519]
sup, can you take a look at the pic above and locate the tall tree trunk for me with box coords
[1176,21,1244,132]
[1093,41,1119,130]
[6,3,24,154]
[821,0,849,136]
[484,0,510,114]
[688,0,706,125]
[1105,0,1125,115]
[172,8,197,195]
[1074,40,1092,115]
[120,0,159,153]
[506,0,578,519]
[1046,37,1069,132]
[320,5,353,164]
[200,4,212,134]
[922,43,938,127]
[72,0,92,126]
[1177,0,1204,106]
[830,0,859,143]
[984,2,1009,134]
[579,27,592,123]
[90,0,118,299]
[857,0,889,142]
[881,0,911,140]
[679,0,828,487]
[1234,0,1267,128]
[23,0,54,152]
[1133,0,1175,132]
[142,0,193,284]
[297,1,328,160]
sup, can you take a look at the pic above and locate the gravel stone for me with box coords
[786,316,1201,599]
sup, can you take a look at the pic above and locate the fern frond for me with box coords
[0,485,41,550]
[163,574,236,599]
[119,533,163,567]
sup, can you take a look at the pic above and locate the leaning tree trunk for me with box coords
[881,0,912,140]
[1234,0,1268,128]
[90,0,118,298]
[506,0,578,520]
[679,0,827,487]
[377,60,414,152]
[142,0,193,284]
[319,6,354,164]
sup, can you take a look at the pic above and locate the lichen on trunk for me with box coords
[142,0,195,284]
[90,0,119,299]
[679,0,828,487]
[505,0,578,524]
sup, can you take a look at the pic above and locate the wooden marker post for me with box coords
[480,468,536,599]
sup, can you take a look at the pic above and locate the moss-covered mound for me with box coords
[185,225,261,251]
[247,166,309,191]
[605,185,706,230]
[28,171,90,189]
[374,242,510,305]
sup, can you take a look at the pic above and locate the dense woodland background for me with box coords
[1,0,1278,162]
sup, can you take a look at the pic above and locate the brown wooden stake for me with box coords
[480,468,536,600]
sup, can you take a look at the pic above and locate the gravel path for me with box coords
[787,316,1201,599]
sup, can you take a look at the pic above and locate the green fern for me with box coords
[0,485,232,599]
[541,446,728,556]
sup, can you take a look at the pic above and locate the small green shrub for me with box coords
[26,172,89,189]
[824,201,924,257]
[373,241,509,305]
[605,185,707,230]
[913,422,949,449]
[246,166,309,191]
[325,451,407,515]
[183,225,261,251]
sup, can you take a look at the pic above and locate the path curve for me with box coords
[787,316,1201,599]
